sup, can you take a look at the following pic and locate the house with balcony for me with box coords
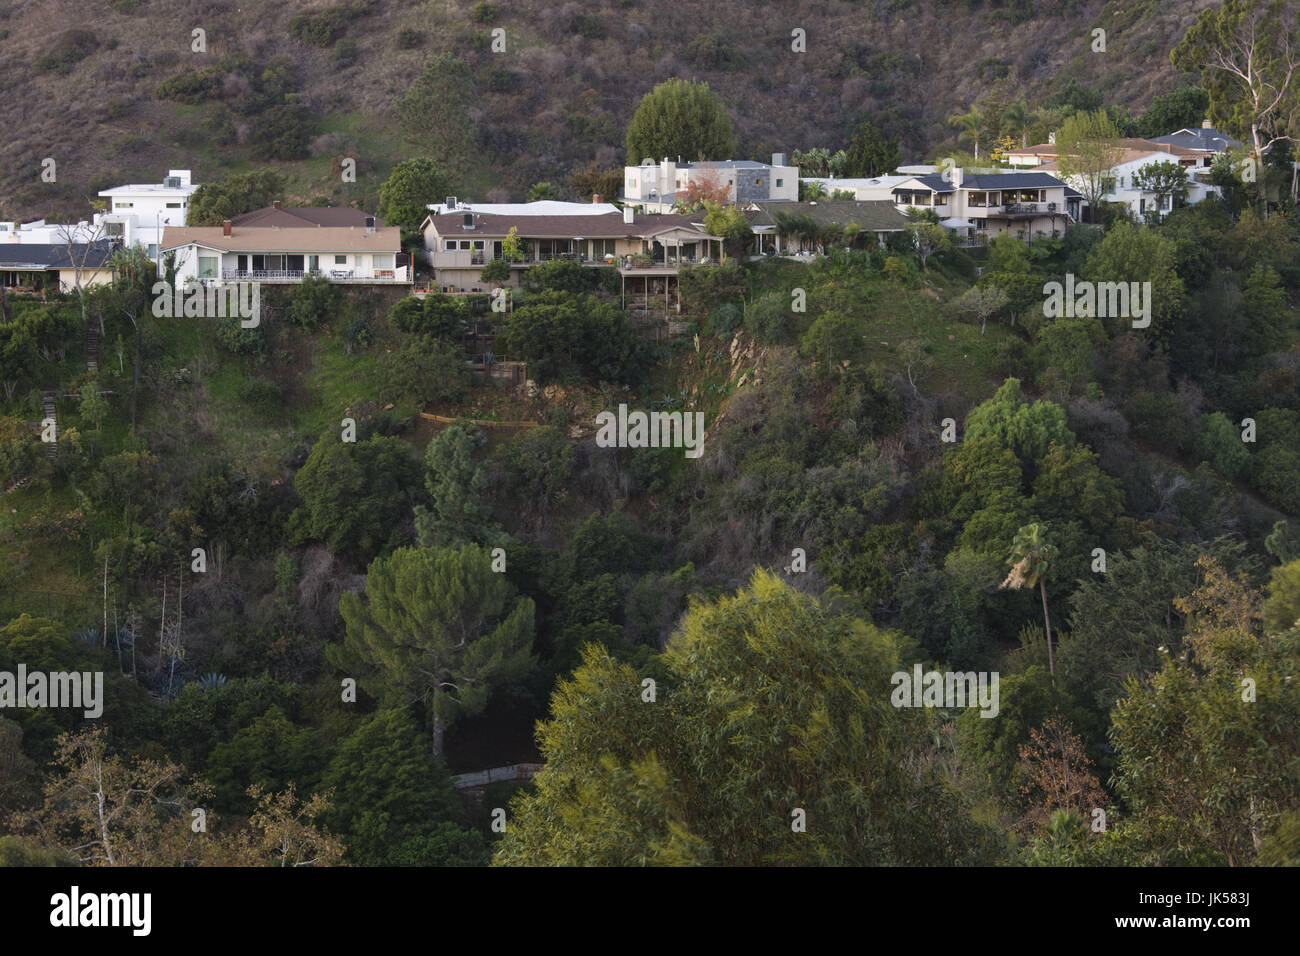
[160,220,408,286]
[622,155,799,213]
[1037,148,1222,220]
[748,200,911,253]
[422,206,722,289]
[888,169,1082,242]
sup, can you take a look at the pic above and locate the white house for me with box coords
[1038,148,1221,219]
[97,170,199,260]
[161,219,408,286]
[623,155,799,212]
[887,169,1082,241]
[0,171,198,259]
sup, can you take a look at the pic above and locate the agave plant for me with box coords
[77,627,101,646]
[197,673,228,691]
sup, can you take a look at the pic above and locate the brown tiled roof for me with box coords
[160,225,402,253]
[423,211,712,239]
[231,206,383,227]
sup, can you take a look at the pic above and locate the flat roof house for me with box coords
[623,155,800,213]
[161,220,408,286]
[97,169,199,260]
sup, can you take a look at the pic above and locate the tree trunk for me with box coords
[131,321,141,428]
[1040,578,1055,676]
[431,711,445,759]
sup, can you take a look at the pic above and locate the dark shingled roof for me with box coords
[0,240,118,270]
[750,200,911,231]
[904,172,1073,192]
[424,211,712,238]
[232,206,383,228]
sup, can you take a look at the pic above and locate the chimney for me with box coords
[365,216,376,233]
[273,200,282,210]
[951,166,963,190]
[445,196,457,210]
[773,152,785,167]
[1202,118,1213,129]
[592,194,602,204]
[222,219,232,237]
[623,205,634,224]
[1048,131,1056,145]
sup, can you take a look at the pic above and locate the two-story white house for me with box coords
[623,155,799,212]
[887,169,1083,241]
[1037,147,1222,220]
[96,170,199,260]
[161,219,408,287]
[1,170,199,257]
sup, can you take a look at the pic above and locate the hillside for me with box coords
[1,0,1215,218]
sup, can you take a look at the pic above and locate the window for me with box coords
[335,254,347,265]
[373,254,395,269]
[104,222,124,237]
[198,255,218,279]
[628,177,636,189]
[775,178,783,187]
[114,201,134,210]
[166,202,181,209]
[755,178,762,185]
[147,244,158,259]
[445,240,456,252]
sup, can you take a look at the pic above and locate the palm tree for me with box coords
[1001,523,1059,675]
[1004,100,1030,148]
[948,106,985,160]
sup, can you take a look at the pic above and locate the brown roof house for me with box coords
[161,217,408,286]
[421,206,722,293]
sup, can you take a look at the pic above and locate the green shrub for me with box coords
[156,69,223,104]
[286,275,342,329]
[472,2,498,24]
[289,3,360,46]
[36,29,98,74]
[396,28,424,49]
[520,259,597,294]
[238,377,283,412]
[332,39,358,68]
[706,301,743,335]
[745,291,792,344]
[480,258,511,283]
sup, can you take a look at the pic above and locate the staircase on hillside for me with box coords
[41,391,58,460]
[84,318,100,372]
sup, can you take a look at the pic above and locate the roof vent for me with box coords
[163,176,181,189]
[445,196,457,210]
[463,213,474,229]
